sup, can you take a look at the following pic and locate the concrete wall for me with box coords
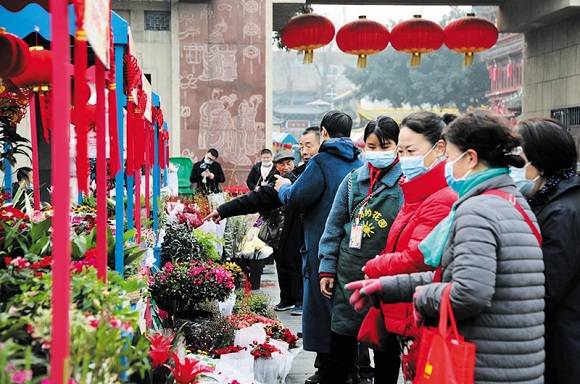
[113,0,178,155]
[523,14,580,118]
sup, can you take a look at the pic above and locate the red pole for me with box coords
[29,95,41,211]
[135,168,141,242]
[49,0,72,381]
[96,59,108,282]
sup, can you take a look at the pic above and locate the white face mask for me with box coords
[204,156,214,165]
[261,161,273,168]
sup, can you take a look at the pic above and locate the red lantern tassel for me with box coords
[134,168,141,243]
[38,92,51,143]
[29,94,41,211]
[74,33,89,194]
[95,59,107,282]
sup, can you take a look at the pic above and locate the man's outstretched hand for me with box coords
[274,175,291,191]
[204,209,222,223]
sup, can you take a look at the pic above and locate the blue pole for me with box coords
[3,144,12,201]
[114,44,126,274]
[153,120,161,268]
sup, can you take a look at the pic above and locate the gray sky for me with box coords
[312,4,473,25]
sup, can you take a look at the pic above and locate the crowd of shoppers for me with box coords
[206,108,579,384]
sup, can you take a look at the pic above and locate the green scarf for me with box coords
[420,167,509,267]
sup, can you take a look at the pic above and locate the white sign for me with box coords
[84,0,111,68]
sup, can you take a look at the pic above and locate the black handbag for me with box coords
[257,207,285,249]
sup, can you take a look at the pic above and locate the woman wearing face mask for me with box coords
[318,116,403,384]
[359,112,457,381]
[347,111,545,384]
[519,118,580,384]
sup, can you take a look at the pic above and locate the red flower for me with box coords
[250,342,281,360]
[169,352,213,384]
[147,331,175,368]
[71,249,98,272]
[4,256,12,266]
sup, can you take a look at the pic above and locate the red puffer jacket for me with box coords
[363,161,457,336]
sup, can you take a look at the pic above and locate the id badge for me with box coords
[349,224,363,249]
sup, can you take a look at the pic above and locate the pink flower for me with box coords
[163,262,174,273]
[11,370,32,384]
[87,315,99,328]
[109,318,122,329]
[121,321,134,333]
[10,257,30,269]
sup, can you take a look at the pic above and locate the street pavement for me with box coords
[260,264,404,384]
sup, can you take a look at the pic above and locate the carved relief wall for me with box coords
[178,0,266,186]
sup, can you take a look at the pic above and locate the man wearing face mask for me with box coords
[246,149,276,191]
[275,111,362,384]
[190,148,225,195]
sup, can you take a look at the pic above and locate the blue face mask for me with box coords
[365,150,397,169]
[400,156,426,180]
[510,166,534,196]
[444,152,470,192]
[399,145,439,181]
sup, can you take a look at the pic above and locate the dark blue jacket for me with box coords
[278,138,362,352]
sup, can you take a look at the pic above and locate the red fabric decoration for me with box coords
[48,0,72,381]
[444,13,498,66]
[0,30,30,78]
[73,0,89,194]
[281,12,335,64]
[390,15,444,67]
[29,94,41,211]
[37,91,51,142]
[11,46,53,90]
[158,129,166,170]
[0,0,55,12]
[95,59,107,282]
[123,53,142,175]
[336,16,389,68]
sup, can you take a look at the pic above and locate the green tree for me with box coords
[345,8,491,111]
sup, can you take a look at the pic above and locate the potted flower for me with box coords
[150,260,235,318]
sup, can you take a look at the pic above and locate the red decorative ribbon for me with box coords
[49,0,72,381]
[107,30,120,178]
[95,59,107,282]
[73,0,89,194]
[29,94,41,211]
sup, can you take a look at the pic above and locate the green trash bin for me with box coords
[169,157,194,196]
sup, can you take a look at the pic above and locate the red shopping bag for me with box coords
[414,284,476,384]
[357,306,390,351]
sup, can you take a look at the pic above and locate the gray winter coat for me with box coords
[378,175,545,384]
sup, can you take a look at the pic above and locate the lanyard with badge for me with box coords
[349,182,387,249]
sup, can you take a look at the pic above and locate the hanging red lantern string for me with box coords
[144,121,152,219]
[444,13,498,66]
[336,16,389,68]
[281,12,335,64]
[134,88,147,243]
[123,53,141,176]
[390,15,444,67]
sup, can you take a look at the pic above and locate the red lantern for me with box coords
[336,16,389,68]
[444,13,498,66]
[281,12,335,64]
[391,15,444,67]
[0,30,30,79]
[11,46,52,91]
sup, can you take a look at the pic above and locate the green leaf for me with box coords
[31,218,51,243]
[124,229,136,243]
